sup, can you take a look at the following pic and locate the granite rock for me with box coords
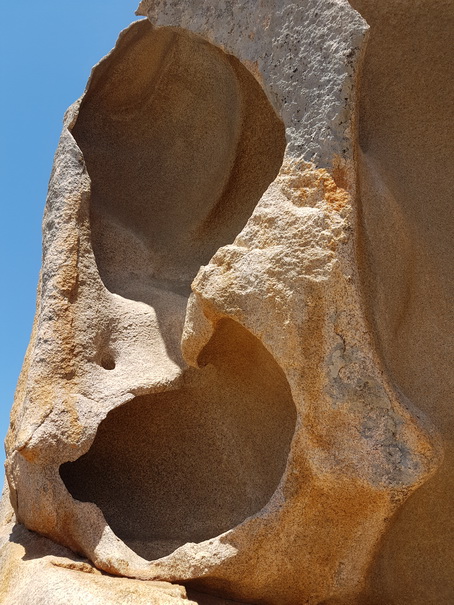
[2,1,450,603]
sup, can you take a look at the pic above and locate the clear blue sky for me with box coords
[0,2,142,468]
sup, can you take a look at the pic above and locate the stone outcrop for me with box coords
[1,1,452,604]
[348,1,454,603]
[0,485,235,604]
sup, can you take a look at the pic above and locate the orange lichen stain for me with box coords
[280,160,350,213]
[321,171,350,212]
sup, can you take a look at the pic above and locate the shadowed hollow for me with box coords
[60,319,296,559]
[71,20,286,298]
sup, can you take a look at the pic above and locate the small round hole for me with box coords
[100,355,116,370]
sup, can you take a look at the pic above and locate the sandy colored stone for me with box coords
[0,486,239,605]
[0,484,193,605]
[348,1,454,603]
[1,0,451,603]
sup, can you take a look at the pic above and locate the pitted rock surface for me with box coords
[1,1,452,604]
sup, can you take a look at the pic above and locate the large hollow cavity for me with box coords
[60,318,297,560]
[71,19,286,300]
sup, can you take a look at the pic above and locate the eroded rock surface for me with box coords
[1,1,451,604]
[0,484,192,605]
[349,1,454,603]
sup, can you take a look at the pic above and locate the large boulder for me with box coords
[2,1,451,603]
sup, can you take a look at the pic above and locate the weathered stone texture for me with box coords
[1,1,452,604]
[349,1,454,603]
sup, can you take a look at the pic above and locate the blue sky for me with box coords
[0,1,142,468]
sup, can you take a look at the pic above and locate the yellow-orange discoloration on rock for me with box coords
[2,4,447,604]
[280,160,350,213]
[6,191,84,469]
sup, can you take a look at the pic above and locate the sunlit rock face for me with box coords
[1,1,451,604]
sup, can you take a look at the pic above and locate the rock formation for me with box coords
[348,2,454,603]
[1,1,452,604]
